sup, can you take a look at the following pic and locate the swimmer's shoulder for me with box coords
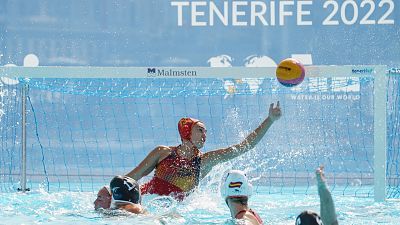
[153,145,175,163]
[237,211,262,225]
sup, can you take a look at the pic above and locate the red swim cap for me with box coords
[178,118,200,141]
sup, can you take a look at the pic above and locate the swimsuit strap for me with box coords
[235,209,263,224]
[235,209,248,218]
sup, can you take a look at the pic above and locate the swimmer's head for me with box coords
[94,186,111,210]
[296,211,323,225]
[110,176,141,205]
[178,117,200,141]
[221,170,253,203]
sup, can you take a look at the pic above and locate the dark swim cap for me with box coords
[110,176,141,204]
[295,211,323,225]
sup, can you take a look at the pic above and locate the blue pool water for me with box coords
[1,185,399,225]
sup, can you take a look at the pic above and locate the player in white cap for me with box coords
[221,170,263,225]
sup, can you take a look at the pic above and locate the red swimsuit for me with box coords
[140,146,201,200]
[235,209,264,224]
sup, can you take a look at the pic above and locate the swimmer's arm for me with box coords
[201,102,281,175]
[118,204,146,214]
[317,167,339,225]
[125,146,169,180]
[201,116,274,164]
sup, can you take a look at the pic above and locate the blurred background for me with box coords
[0,0,399,67]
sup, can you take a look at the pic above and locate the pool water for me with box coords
[1,186,399,225]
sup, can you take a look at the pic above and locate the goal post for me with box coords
[373,67,387,202]
[0,65,392,201]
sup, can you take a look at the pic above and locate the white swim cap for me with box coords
[221,170,253,200]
